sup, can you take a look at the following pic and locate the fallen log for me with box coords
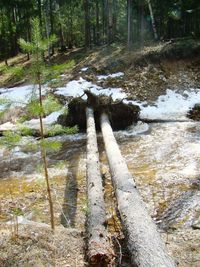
[86,107,114,266]
[100,112,176,267]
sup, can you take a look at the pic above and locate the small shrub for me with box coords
[7,66,25,81]
[52,60,75,73]
[48,124,78,136]
[17,125,35,136]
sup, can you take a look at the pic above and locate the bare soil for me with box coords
[0,224,85,267]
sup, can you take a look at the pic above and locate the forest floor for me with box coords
[1,39,200,99]
[0,39,200,267]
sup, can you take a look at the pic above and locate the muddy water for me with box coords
[0,121,200,266]
[1,75,200,267]
[0,120,199,229]
[119,121,200,229]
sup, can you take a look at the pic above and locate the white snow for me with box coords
[1,78,200,124]
[56,78,200,120]
[0,111,62,131]
[81,67,89,72]
[138,89,200,120]
[0,85,48,108]
[0,122,17,131]
[25,110,63,129]
[97,72,124,80]
[55,78,126,100]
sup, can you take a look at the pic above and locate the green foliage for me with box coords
[23,141,38,152]
[48,124,78,136]
[27,98,43,117]
[45,60,76,82]
[0,131,21,149]
[40,139,62,152]
[11,207,24,216]
[53,161,66,169]
[51,60,75,74]
[36,163,43,173]
[17,125,34,136]
[0,97,11,106]
[0,64,8,75]
[26,94,62,118]
[19,18,57,84]
[19,19,57,56]
[43,95,61,115]
[0,97,11,118]
[17,115,30,123]
[7,66,25,80]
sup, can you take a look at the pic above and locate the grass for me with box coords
[47,124,78,136]
[51,60,75,74]
[0,53,77,87]
[0,65,25,85]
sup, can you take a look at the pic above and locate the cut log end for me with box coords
[89,251,115,266]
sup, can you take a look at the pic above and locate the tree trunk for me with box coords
[112,0,117,41]
[86,108,114,266]
[96,0,100,45]
[100,112,176,267]
[127,0,134,50]
[49,0,54,55]
[104,0,109,44]
[37,0,43,32]
[147,0,158,40]
[84,0,91,48]
[38,75,55,231]
[140,1,145,49]
[67,0,73,49]
[107,0,113,44]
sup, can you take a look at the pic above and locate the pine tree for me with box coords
[19,18,57,230]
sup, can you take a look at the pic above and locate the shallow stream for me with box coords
[0,80,200,266]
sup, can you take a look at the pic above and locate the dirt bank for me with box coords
[73,39,200,103]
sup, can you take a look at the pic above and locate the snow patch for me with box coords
[0,85,48,108]
[25,110,63,129]
[137,89,200,120]
[55,78,127,100]
[81,67,89,72]
[0,121,17,131]
[97,72,124,80]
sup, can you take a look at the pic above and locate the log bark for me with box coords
[86,107,114,266]
[100,112,176,267]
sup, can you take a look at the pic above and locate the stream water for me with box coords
[0,80,200,266]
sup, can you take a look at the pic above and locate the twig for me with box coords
[52,188,71,227]
[113,236,122,265]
